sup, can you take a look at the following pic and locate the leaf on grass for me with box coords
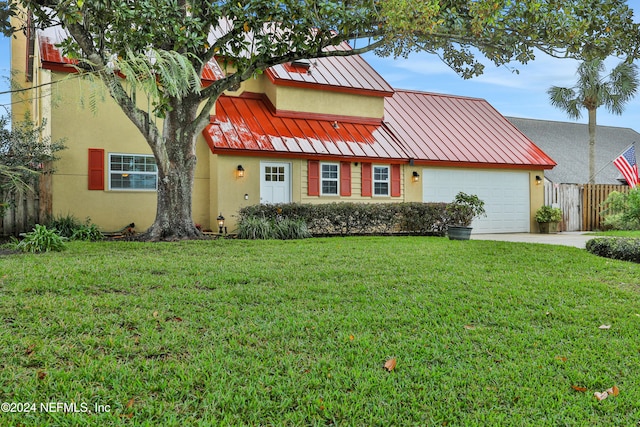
[463,324,476,330]
[349,334,355,341]
[37,371,47,380]
[571,385,587,392]
[594,391,608,401]
[555,356,568,362]
[607,385,619,396]
[126,398,135,409]
[166,316,182,322]
[384,358,397,372]
[25,344,36,356]
[153,311,159,318]
[598,324,611,330]
[595,385,619,401]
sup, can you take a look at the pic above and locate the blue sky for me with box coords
[2,23,640,131]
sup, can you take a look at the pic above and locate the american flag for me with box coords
[613,145,639,188]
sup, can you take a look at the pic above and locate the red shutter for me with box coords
[308,160,320,196]
[361,163,372,197]
[340,162,351,196]
[88,148,105,190]
[391,164,401,197]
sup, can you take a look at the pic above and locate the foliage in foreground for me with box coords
[9,224,67,253]
[586,237,640,263]
[600,188,640,230]
[0,114,66,216]
[0,238,639,426]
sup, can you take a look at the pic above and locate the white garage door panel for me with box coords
[423,169,530,233]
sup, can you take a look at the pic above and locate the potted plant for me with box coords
[446,192,486,240]
[535,205,563,233]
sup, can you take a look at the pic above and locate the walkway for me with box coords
[471,232,593,249]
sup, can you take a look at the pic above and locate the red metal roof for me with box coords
[203,95,407,160]
[38,29,226,80]
[266,43,394,97]
[384,90,556,169]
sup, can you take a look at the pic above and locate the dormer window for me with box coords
[284,58,313,74]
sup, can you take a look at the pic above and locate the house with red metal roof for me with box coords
[10,27,555,234]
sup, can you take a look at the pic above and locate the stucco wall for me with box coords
[48,74,211,232]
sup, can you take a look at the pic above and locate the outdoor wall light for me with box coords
[535,175,542,185]
[412,171,420,183]
[217,213,226,234]
[236,164,245,178]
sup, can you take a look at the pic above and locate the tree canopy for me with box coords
[6,0,640,239]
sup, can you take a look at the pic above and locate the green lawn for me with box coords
[1,237,639,426]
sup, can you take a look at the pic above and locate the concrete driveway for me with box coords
[471,232,593,249]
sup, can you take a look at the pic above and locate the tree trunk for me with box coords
[588,108,597,185]
[140,96,203,241]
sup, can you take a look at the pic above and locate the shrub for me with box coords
[272,218,312,240]
[599,189,640,230]
[237,202,452,237]
[70,222,104,241]
[586,237,640,263]
[237,216,311,240]
[237,216,273,239]
[11,224,67,253]
[535,205,563,223]
[447,192,486,227]
[47,214,83,238]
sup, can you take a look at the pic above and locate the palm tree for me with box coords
[548,59,639,184]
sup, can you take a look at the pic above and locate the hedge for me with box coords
[237,202,450,237]
[586,237,640,263]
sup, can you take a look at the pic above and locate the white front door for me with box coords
[260,162,291,204]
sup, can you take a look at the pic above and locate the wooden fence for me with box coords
[543,183,582,231]
[0,175,51,236]
[544,183,630,231]
[582,184,630,231]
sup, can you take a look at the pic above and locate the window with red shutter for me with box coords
[88,148,105,190]
[308,160,320,196]
[391,164,401,197]
[361,163,372,197]
[340,162,351,196]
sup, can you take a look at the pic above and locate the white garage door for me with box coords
[423,169,530,233]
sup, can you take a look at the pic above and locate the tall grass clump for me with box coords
[10,224,67,252]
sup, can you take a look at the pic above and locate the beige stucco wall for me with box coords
[211,155,407,231]
[264,84,385,119]
[48,74,211,232]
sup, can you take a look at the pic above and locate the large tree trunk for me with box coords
[588,108,597,185]
[141,96,203,241]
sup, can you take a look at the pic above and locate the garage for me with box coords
[423,169,531,233]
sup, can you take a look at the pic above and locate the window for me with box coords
[373,165,390,196]
[264,165,286,182]
[109,153,158,190]
[321,163,339,195]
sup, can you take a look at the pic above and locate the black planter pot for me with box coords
[448,226,473,240]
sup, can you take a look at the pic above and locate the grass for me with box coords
[589,230,640,237]
[1,236,640,426]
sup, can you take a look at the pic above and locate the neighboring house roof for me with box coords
[384,90,556,169]
[507,117,640,184]
[203,94,407,161]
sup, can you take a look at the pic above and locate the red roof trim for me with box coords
[203,146,408,164]
[411,159,555,170]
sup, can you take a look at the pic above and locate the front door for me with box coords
[260,162,291,204]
